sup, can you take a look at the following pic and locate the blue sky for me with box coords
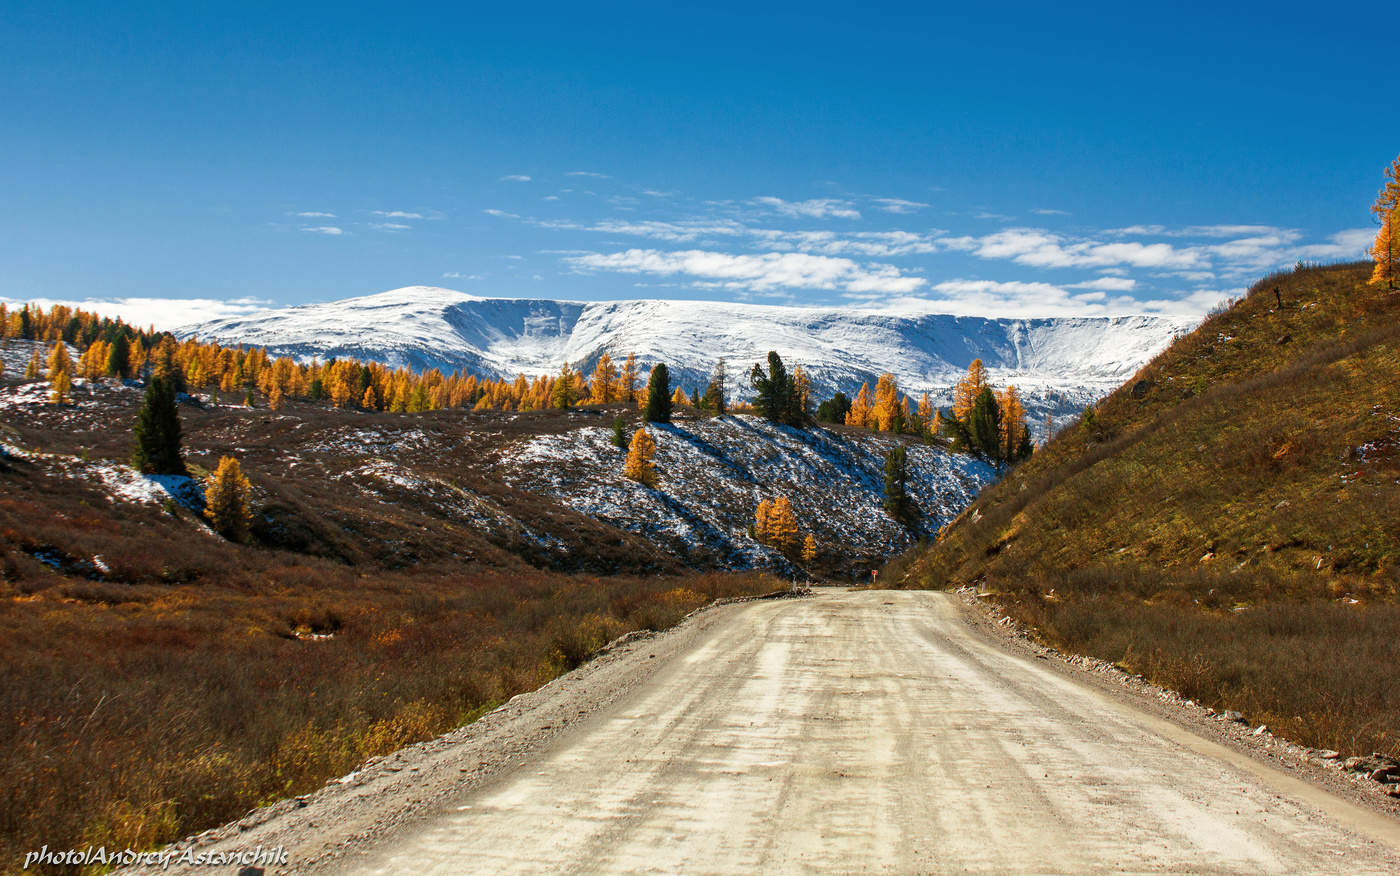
[1,0,1395,327]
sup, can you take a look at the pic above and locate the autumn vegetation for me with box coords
[898,259,1400,759]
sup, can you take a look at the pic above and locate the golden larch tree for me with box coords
[624,428,658,487]
[590,352,617,403]
[845,382,873,428]
[872,373,900,432]
[204,456,254,542]
[754,498,773,542]
[997,385,1027,460]
[1371,155,1400,289]
[671,385,687,406]
[620,353,640,402]
[768,497,800,556]
[801,533,817,564]
[953,359,989,420]
[24,348,42,380]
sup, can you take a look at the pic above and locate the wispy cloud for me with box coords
[565,248,925,294]
[500,174,532,182]
[968,228,1203,269]
[292,210,336,218]
[751,196,861,220]
[566,170,610,178]
[1030,208,1070,216]
[483,208,521,219]
[442,271,481,280]
[300,226,345,236]
[1069,276,1137,291]
[371,210,425,220]
[872,198,929,214]
[370,222,411,232]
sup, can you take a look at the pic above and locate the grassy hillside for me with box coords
[901,261,1400,758]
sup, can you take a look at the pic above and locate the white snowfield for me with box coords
[492,414,995,572]
[180,286,1194,421]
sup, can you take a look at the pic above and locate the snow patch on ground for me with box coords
[494,415,995,571]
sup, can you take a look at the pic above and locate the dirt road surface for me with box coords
[132,590,1400,875]
[331,590,1400,874]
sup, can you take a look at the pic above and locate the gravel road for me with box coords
[134,590,1400,875]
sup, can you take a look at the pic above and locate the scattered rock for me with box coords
[1316,749,1340,760]
[1368,767,1398,784]
[1220,710,1245,724]
[1252,725,1269,736]
[1275,334,1291,345]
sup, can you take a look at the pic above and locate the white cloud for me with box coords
[542,195,560,201]
[1030,208,1070,216]
[566,170,610,178]
[500,174,532,182]
[565,248,925,294]
[849,278,1223,319]
[0,296,274,331]
[973,228,1203,269]
[370,222,411,231]
[371,210,425,220]
[1292,228,1374,261]
[292,210,336,218]
[301,226,344,235]
[483,208,521,219]
[872,198,929,214]
[442,271,481,280]
[1069,277,1136,291]
[641,189,672,197]
[751,196,861,220]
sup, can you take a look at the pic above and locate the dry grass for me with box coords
[901,262,1400,758]
[0,566,775,873]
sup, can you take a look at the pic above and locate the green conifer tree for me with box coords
[131,376,186,475]
[644,363,672,423]
[882,444,917,528]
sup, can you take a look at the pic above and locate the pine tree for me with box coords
[749,351,803,426]
[816,391,850,423]
[845,383,872,428]
[611,416,627,448]
[131,376,186,475]
[624,428,658,487]
[644,363,672,423]
[968,387,1003,462]
[953,359,989,420]
[149,335,185,392]
[105,333,130,379]
[801,533,817,564]
[703,358,726,414]
[18,305,33,340]
[882,445,917,527]
[590,352,617,403]
[204,456,253,542]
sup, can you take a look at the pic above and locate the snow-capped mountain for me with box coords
[180,286,1194,423]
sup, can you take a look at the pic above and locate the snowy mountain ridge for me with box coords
[180,286,1195,419]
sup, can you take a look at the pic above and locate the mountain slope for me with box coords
[901,261,1400,762]
[180,287,1193,422]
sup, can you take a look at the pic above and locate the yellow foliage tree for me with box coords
[49,366,72,405]
[1372,206,1399,290]
[204,456,254,542]
[24,348,42,380]
[620,353,640,402]
[590,352,617,403]
[767,496,800,555]
[671,386,687,406]
[1371,155,1400,289]
[872,373,901,432]
[624,428,658,487]
[845,382,873,428]
[754,498,773,542]
[997,385,1027,460]
[953,359,989,420]
[801,533,817,564]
